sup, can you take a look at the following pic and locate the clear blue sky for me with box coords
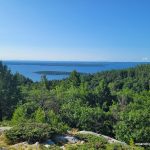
[0,0,150,61]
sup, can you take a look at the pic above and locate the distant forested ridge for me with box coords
[34,70,87,75]
[0,61,149,145]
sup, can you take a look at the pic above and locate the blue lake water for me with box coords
[3,61,150,81]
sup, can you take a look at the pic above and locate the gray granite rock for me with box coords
[43,140,55,148]
[0,127,12,135]
[78,131,126,144]
[54,135,79,144]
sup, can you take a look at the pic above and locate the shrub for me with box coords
[66,133,143,150]
[0,120,12,127]
[68,133,108,150]
[106,143,144,150]
[40,145,61,150]
[4,123,58,144]
[65,144,96,150]
[46,110,69,134]
[76,133,107,144]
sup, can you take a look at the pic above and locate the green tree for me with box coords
[11,103,37,124]
[11,106,26,124]
[0,62,21,121]
[68,70,81,87]
[35,108,46,123]
[93,80,113,110]
[115,92,150,143]
[61,98,113,135]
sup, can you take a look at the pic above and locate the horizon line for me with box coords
[1,59,150,63]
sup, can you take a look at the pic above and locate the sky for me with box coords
[0,0,150,62]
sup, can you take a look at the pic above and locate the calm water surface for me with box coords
[3,61,150,81]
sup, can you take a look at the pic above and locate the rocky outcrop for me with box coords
[0,127,127,149]
[0,127,12,135]
[78,131,126,144]
[9,142,40,149]
[43,139,55,148]
[53,135,79,144]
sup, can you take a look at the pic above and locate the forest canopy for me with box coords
[0,61,149,146]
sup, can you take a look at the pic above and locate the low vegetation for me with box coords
[5,123,58,144]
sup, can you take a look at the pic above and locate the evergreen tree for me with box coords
[0,62,21,121]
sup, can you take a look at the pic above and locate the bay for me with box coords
[3,61,150,81]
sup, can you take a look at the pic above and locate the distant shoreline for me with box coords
[3,61,150,67]
[34,70,87,75]
[3,61,106,67]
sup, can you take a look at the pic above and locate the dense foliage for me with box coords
[0,61,149,148]
[5,123,57,144]
[115,92,150,143]
[0,62,32,121]
[0,62,20,121]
